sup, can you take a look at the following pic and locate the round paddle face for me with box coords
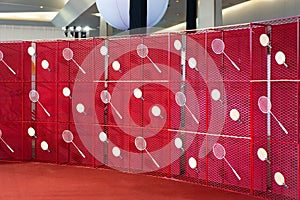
[112,61,121,71]
[136,44,148,58]
[29,90,39,103]
[135,136,147,151]
[62,130,73,143]
[213,143,226,160]
[133,88,143,99]
[174,138,183,149]
[41,141,48,151]
[259,34,270,47]
[0,50,3,61]
[100,90,111,104]
[112,147,121,157]
[76,103,85,113]
[100,46,108,56]
[230,109,240,121]
[175,92,186,107]
[188,157,197,169]
[275,51,286,65]
[174,40,182,50]
[151,105,161,117]
[27,47,35,56]
[62,87,71,97]
[211,89,221,101]
[41,60,49,69]
[274,172,285,186]
[188,57,197,69]
[99,132,108,142]
[211,39,225,54]
[257,148,268,161]
[27,127,35,137]
[62,48,73,61]
[258,96,271,114]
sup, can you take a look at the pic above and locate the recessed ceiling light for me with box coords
[40,5,44,9]
[176,0,180,2]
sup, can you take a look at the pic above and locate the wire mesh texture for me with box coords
[0,16,299,200]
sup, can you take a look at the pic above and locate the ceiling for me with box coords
[0,0,250,36]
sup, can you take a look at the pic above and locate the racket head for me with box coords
[188,157,197,169]
[136,44,148,58]
[211,89,221,101]
[151,105,161,117]
[41,141,49,151]
[62,130,73,143]
[133,88,143,99]
[274,172,285,186]
[257,148,268,161]
[100,90,111,104]
[41,60,49,69]
[230,109,240,121]
[27,46,35,56]
[213,143,226,160]
[259,34,270,47]
[175,91,186,107]
[27,127,35,137]
[76,103,85,113]
[174,40,182,50]
[211,38,225,54]
[258,96,271,114]
[0,50,3,61]
[135,136,147,151]
[112,61,121,71]
[112,146,121,157]
[174,138,183,149]
[62,87,71,97]
[275,51,286,65]
[29,90,39,103]
[188,57,197,69]
[62,48,73,61]
[100,46,108,56]
[99,131,108,142]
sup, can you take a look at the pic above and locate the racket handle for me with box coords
[110,103,122,119]
[225,158,241,180]
[2,60,16,75]
[145,149,160,168]
[147,56,162,73]
[271,112,288,134]
[231,61,240,71]
[38,101,51,117]
[191,114,199,124]
[283,62,288,68]
[73,142,86,158]
[6,144,14,153]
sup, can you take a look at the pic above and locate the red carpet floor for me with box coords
[0,162,261,200]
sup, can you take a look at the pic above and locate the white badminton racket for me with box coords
[76,103,87,115]
[62,48,86,74]
[133,88,144,100]
[112,146,123,159]
[41,141,50,152]
[62,130,85,158]
[99,132,109,143]
[258,96,288,134]
[29,90,50,117]
[135,136,160,168]
[0,129,14,153]
[230,109,242,124]
[174,137,184,151]
[274,172,288,188]
[0,50,16,75]
[41,60,51,72]
[211,39,240,71]
[188,157,198,173]
[112,61,122,73]
[100,46,108,56]
[257,148,270,164]
[275,51,288,67]
[100,90,122,119]
[27,127,37,138]
[213,143,241,180]
[175,92,199,124]
[137,44,162,73]
[259,34,272,48]
[27,46,36,56]
[188,57,199,71]
[151,105,163,119]
[211,89,223,103]
[62,87,72,99]
[174,40,182,51]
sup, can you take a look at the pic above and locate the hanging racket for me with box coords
[213,143,241,180]
[188,157,198,173]
[27,127,37,138]
[275,51,288,68]
[135,136,160,168]
[137,44,162,73]
[274,172,288,188]
[151,105,164,119]
[174,137,184,152]
[0,129,14,153]
[174,40,182,51]
[27,46,36,56]
[230,109,242,124]
[188,57,199,71]
[258,96,288,134]
[62,48,86,74]
[62,130,86,158]
[211,39,240,71]
[112,61,122,73]
[41,141,50,152]
[259,34,272,48]
[257,148,270,164]
[112,146,123,159]
[211,89,223,104]
[0,50,16,75]
[100,46,108,56]
[133,88,144,100]
[100,90,122,119]
[99,132,109,143]
[29,90,51,117]
[62,87,72,99]
[76,103,87,115]
[41,60,51,72]
[175,91,199,124]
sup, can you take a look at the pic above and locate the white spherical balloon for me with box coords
[96,0,169,30]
